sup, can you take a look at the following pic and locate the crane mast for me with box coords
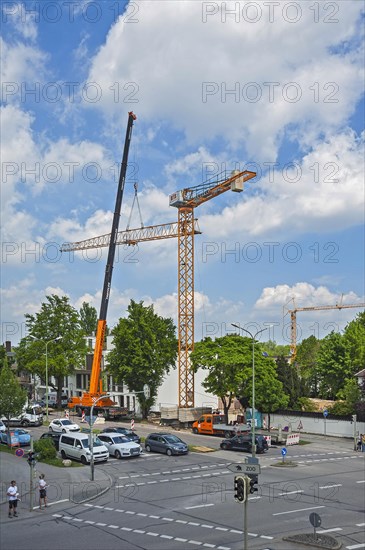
[170,169,256,407]
[68,111,136,409]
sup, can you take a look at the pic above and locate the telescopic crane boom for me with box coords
[68,111,136,409]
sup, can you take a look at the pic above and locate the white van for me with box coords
[46,393,69,408]
[1,407,43,427]
[59,433,109,464]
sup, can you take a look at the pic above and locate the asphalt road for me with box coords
[1,419,364,550]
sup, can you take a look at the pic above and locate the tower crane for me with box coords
[62,169,256,409]
[284,297,365,362]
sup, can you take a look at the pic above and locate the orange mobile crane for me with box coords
[67,111,137,410]
[62,169,256,409]
[284,297,365,362]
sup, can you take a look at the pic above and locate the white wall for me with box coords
[268,412,364,439]
[155,367,218,410]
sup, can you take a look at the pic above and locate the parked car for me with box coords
[0,420,6,433]
[49,418,80,433]
[145,433,188,456]
[0,428,31,446]
[98,433,142,459]
[40,432,61,450]
[102,426,141,444]
[220,434,268,454]
[59,433,109,464]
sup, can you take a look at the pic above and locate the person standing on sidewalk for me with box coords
[7,480,19,518]
[362,433,365,452]
[39,474,48,509]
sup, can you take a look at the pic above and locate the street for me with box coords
[1,426,364,550]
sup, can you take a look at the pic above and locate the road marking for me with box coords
[356,523,365,527]
[319,484,342,489]
[185,504,215,509]
[273,506,325,516]
[318,528,342,533]
[346,544,365,549]
[278,490,303,496]
[356,480,365,484]
[82,504,272,540]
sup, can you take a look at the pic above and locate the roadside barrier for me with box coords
[263,435,271,446]
[286,433,300,445]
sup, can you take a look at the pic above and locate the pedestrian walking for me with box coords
[357,434,362,451]
[39,474,48,509]
[7,480,19,518]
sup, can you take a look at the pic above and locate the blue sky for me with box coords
[1,0,365,352]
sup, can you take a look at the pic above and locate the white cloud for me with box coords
[199,129,365,239]
[86,1,364,159]
[255,282,364,311]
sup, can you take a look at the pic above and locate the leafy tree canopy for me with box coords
[316,331,352,399]
[191,334,288,420]
[343,311,365,371]
[0,359,27,421]
[107,300,177,418]
[15,295,87,405]
[276,354,301,408]
[79,302,98,336]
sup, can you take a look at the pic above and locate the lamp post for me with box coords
[89,394,110,481]
[231,324,269,458]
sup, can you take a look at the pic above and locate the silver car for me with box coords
[98,433,142,459]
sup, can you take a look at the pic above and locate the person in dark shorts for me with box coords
[7,480,19,518]
[39,474,48,509]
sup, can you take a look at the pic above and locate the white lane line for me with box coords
[356,480,365,484]
[278,490,303,496]
[273,505,325,516]
[356,523,365,527]
[185,504,215,509]
[319,484,342,489]
[317,528,343,533]
[346,544,365,549]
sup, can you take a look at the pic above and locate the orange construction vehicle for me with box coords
[192,413,249,438]
[67,111,137,413]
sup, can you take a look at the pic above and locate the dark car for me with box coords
[103,427,141,444]
[220,434,268,454]
[145,433,188,456]
[40,432,61,450]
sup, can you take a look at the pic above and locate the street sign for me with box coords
[323,409,328,418]
[15,448,24,457]
[309,512,322,528]
[227,462,261,475]
[281,447,287,456]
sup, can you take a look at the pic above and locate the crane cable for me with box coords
[126,182,144,230]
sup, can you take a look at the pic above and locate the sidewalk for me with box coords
[0,451,112,519]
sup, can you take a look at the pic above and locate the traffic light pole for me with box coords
[29,437,34,512]
[244,494,248,550]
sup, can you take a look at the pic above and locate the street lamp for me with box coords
[89,394,111,481]
[29,335,62,421]
[231,324,269,458]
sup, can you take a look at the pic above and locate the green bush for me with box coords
[34,438,57,460]
[297,397,317,412]
[328,401,352,415]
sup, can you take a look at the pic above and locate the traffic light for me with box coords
[248,474,258,494]
[234,475,247,502]
[27,451,37,466]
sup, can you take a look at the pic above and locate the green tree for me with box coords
[343,311,365,372]
[295,335,321,396]
[263,340,291,358]
[107,300,177,418]
[79,302,98,336]
[0,359,27,441]
[15,295,87,408]
[316,331,351,399]
[276,354,301,408]
[334,378,362,414]
[190,334,288,423]
[0,345,6,368]
[191,335,248,422]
